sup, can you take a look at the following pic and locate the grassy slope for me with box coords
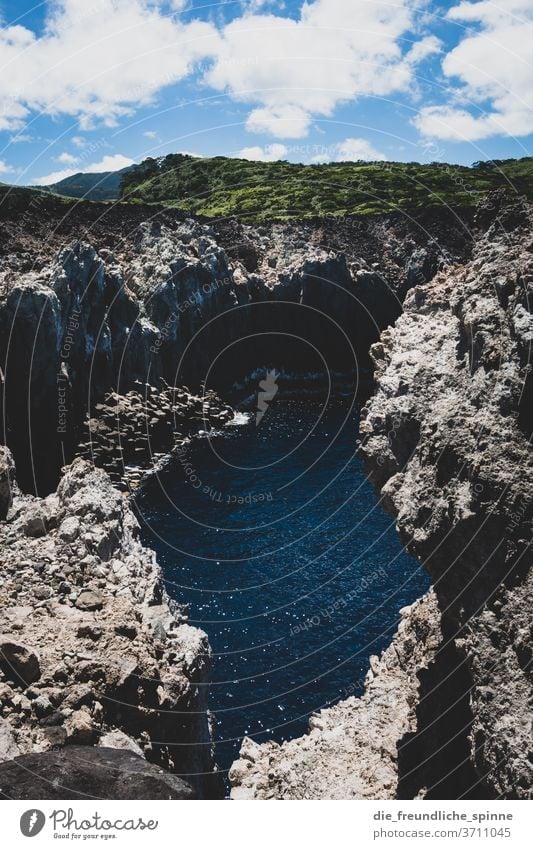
[37,167,132,202]
[119,154,533,221]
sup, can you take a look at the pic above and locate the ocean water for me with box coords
[135,399,430,783]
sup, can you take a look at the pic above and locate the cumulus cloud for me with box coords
[246,105,311,138]
[310,137,388,163]
[0,0,219,131]
[56,152,79,165]
[35,152,134,185]
[415,0,533,141]
[335,138,387,161]
[205,1,440,138]
[0,159,12,174]
[238,142,288,160]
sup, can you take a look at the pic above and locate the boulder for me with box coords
[0,747,197,799]
[0,638,41,687]
[75,590,104,611]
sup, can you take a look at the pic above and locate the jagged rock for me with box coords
[0,747,197,799]
[360,197,533,799]
[99,729,144,757]
[65,709,96,744]
[0,458,216,798]
[1,207,466,493]
[0,718,20,760]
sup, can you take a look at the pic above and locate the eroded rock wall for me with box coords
[0,457,217,798]
[359,199,532,798]
[0,210,463,494]
[229,197,532,800]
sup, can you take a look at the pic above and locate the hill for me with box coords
[39,166,133,201]
[119,154,533,221]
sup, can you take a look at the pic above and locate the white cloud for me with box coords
[34,167,79,185]
[238,142,288,161]
[415,0,533,141]
[0,159,12,174]
[143,130,158,139]
[0,0,219,131]
[205,1,440,139]
[56,152,79,165]
[9,133,33,143]
[310,137,388,163]
[335,138,387,162]
[84,153,134,172]
[0,0,445,145]
[246,105,311,138]
[34,152,134,185]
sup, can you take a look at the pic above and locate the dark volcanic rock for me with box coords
[0,747,197,799]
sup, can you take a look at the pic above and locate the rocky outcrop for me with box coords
[0,457,217,798]
[229,593,441,799]
[0,210,463,495]
[228,196,532,801]
[78,382,234,489]
[359,197,532,798]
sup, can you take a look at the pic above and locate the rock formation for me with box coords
[0,207,467,495]
[1,190,529,800]
[360,194,532,799]
[229,593,441,799]
[229,194,532,800]
[0,457,217,798]
[0,747,198,800]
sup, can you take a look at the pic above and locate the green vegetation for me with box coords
[118,154,533,221]
[37,167,133,202]
[0,182,76,213]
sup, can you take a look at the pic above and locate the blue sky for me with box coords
[0,0,531,184]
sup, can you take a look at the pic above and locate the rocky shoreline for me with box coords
[0,202,467,495]
[228,194,532,800]
[0,454,218,798]
[0,193,530,799]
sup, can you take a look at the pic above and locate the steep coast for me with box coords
[0,192,530,799]
[229,195,532,799]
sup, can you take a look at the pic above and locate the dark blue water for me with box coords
[135,399,429,780]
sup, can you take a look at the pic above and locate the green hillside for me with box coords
[119,154,533,221]
[0,182,75,214]
[39,166,133,201]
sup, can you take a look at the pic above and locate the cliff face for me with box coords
[0,206,467,495]
[2,193,528,800]
[0,456,216,798]
[360,197,532,798]
[229,593,441,799]
[229,196,532,800]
